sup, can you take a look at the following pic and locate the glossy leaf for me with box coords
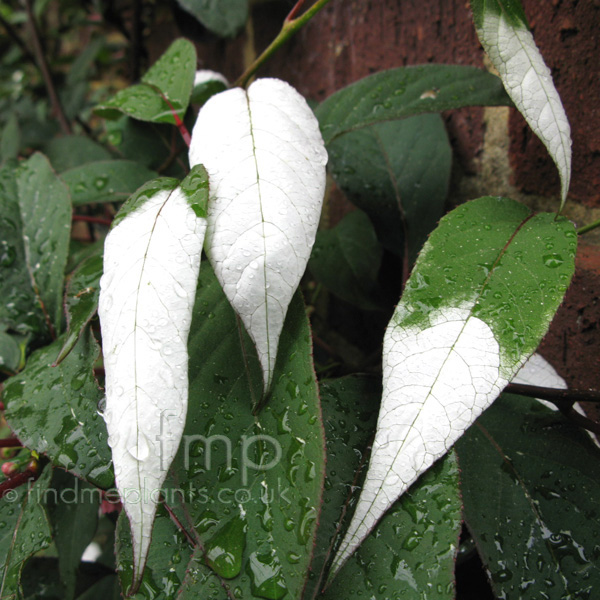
[95,39,196,124]
[116,262,326,599]
[457,394,600,599]
[45,469,100,600]
[1,114,20,161]
[176,0,248,38]
[56,252,103,364]
[331,196,577,573]
[309,210,385,311]
[0,154,71,337]
[98,172,207,590]
[0,331,24,374]
[0,467,53,600]
[189,78,328,392]
[61,160,157,206]
[324,453,461,600]
[43,136,112,172]
[471,0,572,210]
[191,70,228,105]
[315,65,511,145]
[3,329,113,488]
[326,114,451,259]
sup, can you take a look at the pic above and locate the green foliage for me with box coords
[0,2,595,599]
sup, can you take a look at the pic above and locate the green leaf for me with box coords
[176,0,248,38]
[0,154,71,337]
[326,114,451,259]
[115,262,326,599]
[61,160,157,206]
[304,376,380,599]
[456,394,600,599]
[43,136,112,173]
[191,77,228,106]
[0,466,53,600]
[45,469,100,600]
[1,114,20,161]
[0,332,24,374]
[324,452,461,600]
[180,164,209,218]
[104,117,185,175]
[331,196,577,573]
[309,210,385,310]
[95,39,196,124]
[55,253,102,364]
[315,64,512,145]
[3,328,114,489]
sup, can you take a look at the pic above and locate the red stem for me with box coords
[0,469,39,499]
[0,438,22,448]
[286,0,307,21]
[72,214,112,227]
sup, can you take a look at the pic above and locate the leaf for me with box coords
[0,466,53,600]
[56,252,103,364]
[3,328,113,488]
[43,136,112,172]
[61,160,157,206]
[309,210,385,311]
[315,64,512,145]
[176,0,248,38]
[98,171,208,591]
[0,332,24,374]
[330,196,577,574]
[115,263,326,600]
[323,453,461,600]
[189,78,328,392]
[326,114,451,259]
[1,114,20,161]
[191,70,228,105]
[456,394,600,599]
[471,0,572,210]
[94,39,196,124]
[0,154,71,338]
[45,470,100,600]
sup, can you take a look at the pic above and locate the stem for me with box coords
[577,218,600,236]
[24,0,72,135]
[234,0,333,88]
[0,469,39,499]
[72,214,113,227]
[0,439,22,448]
[0,13,35,62]
[559,405,600,436]
[505,383,600,404]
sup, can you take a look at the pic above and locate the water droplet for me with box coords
[204,512,246,579]
[543,253,564,268]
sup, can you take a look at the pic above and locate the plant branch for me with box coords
[577,218,600,236]
[558,405,600,436]
[72,214,113,227]
[0,468,39,499]
[24,0,72,135]
[234,0,333,88]
[0,12,35,63]
[505,382,600,404]
[0,438,22,448]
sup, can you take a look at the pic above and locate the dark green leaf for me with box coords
[3,328,114,489]
[309,210,385,310]
[0,154,71,337]
[326,114,451,259]
[61,160,157,206]
[176,0,248,38]
[56,252,103,365]
[95,39,196,124]
[323,452,461,600]
[0,331,24,373]
[315,65,511,145]
[1,114,20,161]
[457,394,600,599]
[0,466,53,600]
[305,376,380,599]
[191,78,228,106]
[45,470,100,600]
[43,136,111,173]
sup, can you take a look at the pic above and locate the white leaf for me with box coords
[98,183,206,589]
[513,352,566,412]
[193,69,228,88]
[189,78,327,392]
[331,303,510,575]
[474,3,572,208]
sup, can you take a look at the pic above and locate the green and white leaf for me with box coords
[189,78,328,393]
[98,170,208,591]
[331,196,577,575]
[471,0,572,209]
